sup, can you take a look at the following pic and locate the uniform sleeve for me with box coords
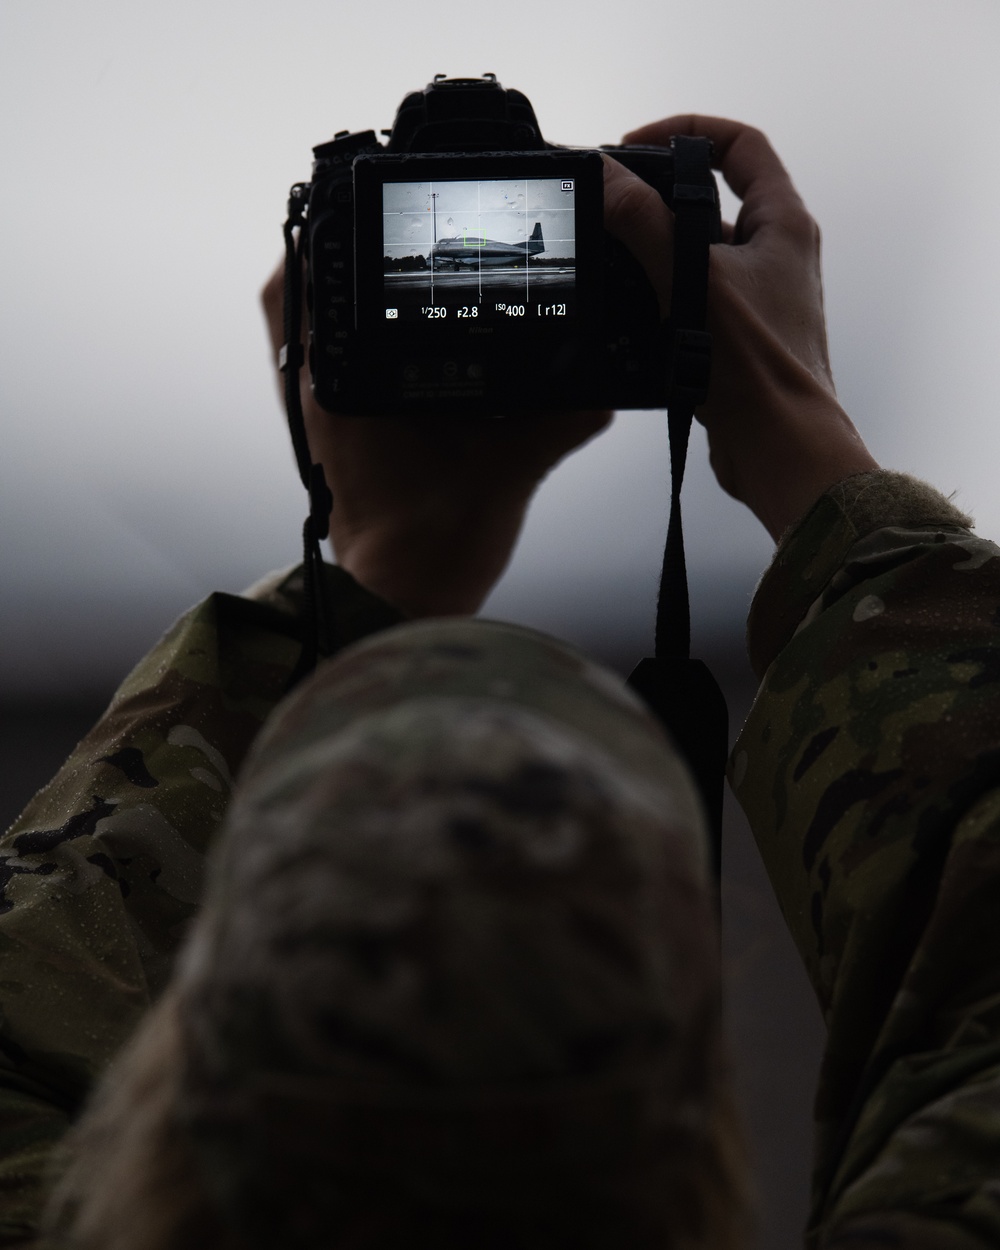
[730,471,1000,1249]
[0,565,402,1244]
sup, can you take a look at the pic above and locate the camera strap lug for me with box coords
[278,343,303,374]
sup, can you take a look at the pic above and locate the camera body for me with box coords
[299,74,720,415]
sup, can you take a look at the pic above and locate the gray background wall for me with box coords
[3,2,999,1244]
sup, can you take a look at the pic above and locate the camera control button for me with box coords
[443,361,458,380]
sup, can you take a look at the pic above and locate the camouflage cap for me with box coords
[174,619,727,1247]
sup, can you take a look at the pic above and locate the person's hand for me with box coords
[261,267,610,617]
[603,116,879,541]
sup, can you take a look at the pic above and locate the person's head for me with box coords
[45,620,750,1249]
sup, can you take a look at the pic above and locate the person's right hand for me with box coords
[603,116,879,541]
[260,262,609,618]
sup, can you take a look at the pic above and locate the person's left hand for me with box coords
[261,264,610,617]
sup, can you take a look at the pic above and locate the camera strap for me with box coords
[626,136,729,887]
[280,143,729,876]
[282,183,336,690]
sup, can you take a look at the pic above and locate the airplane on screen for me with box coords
[431,221,544,270]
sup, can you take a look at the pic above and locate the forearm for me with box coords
[732,471,1000,1246]
[700,279,879,541]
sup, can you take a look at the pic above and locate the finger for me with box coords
[622,116,812,246]
[601,155,673,317]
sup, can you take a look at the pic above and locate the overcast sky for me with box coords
[2,0,999,694]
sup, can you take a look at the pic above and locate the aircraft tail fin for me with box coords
[527,221,545,254]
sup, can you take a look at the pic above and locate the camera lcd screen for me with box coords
[381,177,576,324]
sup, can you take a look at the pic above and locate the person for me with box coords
[0,113,994,1247]
[42,618,749,1250]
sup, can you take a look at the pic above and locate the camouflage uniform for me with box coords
[732,470,1000,1248]
[0,565,403,1242]
[3,469,1000,1245]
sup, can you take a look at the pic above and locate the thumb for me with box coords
[602,155,674,317]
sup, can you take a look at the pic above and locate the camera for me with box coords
[292,74,720,415]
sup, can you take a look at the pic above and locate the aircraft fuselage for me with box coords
[431,221,544,270]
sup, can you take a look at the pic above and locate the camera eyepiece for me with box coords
[387,74,544,153]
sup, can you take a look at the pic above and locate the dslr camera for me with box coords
[291,74,720,415]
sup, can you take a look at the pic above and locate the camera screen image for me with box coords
[381,177,576,323]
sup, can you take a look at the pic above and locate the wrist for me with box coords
[706,392,879,542]
[335,501,528,618]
